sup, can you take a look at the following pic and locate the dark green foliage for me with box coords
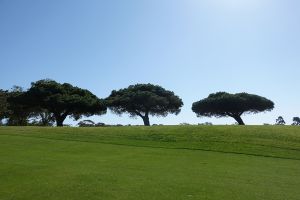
[0,90,9,121]
[275,116,286,125]
[6,86,33,126]
[20,79,107,126]
[106,83,183,126]
[1,87,33,125]
[78,120,95,127]
[95,122,106,127]
[192,92,274,125]
[292,117,300,126]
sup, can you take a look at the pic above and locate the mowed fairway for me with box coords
[0,126,300,200]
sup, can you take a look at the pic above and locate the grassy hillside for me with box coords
[0,126,300,200]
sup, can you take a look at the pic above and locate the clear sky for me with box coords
[1,0,299,125]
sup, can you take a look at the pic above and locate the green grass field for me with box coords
[1,126,300,200]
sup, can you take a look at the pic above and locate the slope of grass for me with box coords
[0,126,300,200]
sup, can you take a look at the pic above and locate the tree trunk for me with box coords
[54,114,67,127]
[40,113,48,126]
[233,115,245,125]
[142,115,150,126]
[56,118,64,127]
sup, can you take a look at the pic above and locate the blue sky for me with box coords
[1,0,299,125]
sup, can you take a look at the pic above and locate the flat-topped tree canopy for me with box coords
[106,83,183,126]
[192,92,274,125]
[19,79,107,126]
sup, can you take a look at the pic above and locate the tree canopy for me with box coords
[275,116,286,125]
[19,79,107,126]
[6,86,34,126]
[78,119,95,127]
[292,117,300,126]
[106,83,183,126]
[192,92,274,125]
[0,89,9,121]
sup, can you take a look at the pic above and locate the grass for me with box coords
[0,125,300,200]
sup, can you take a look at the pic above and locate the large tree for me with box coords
[192,92,274,125]
[19,79,107,126]
[0,89,9,122]
[6,86,33,126]
[106,84,183,126]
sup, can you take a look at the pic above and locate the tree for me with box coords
[0,89,9,122]
[292,117,300,126]
[19,79,107,126]
[78,120,95,127]
[275,116,286,125]
[192,92,274,125]
[7,89,55,126]
[106,83,183,126]
[6,86,33,126]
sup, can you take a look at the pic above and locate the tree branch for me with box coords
[134,110,144,118]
